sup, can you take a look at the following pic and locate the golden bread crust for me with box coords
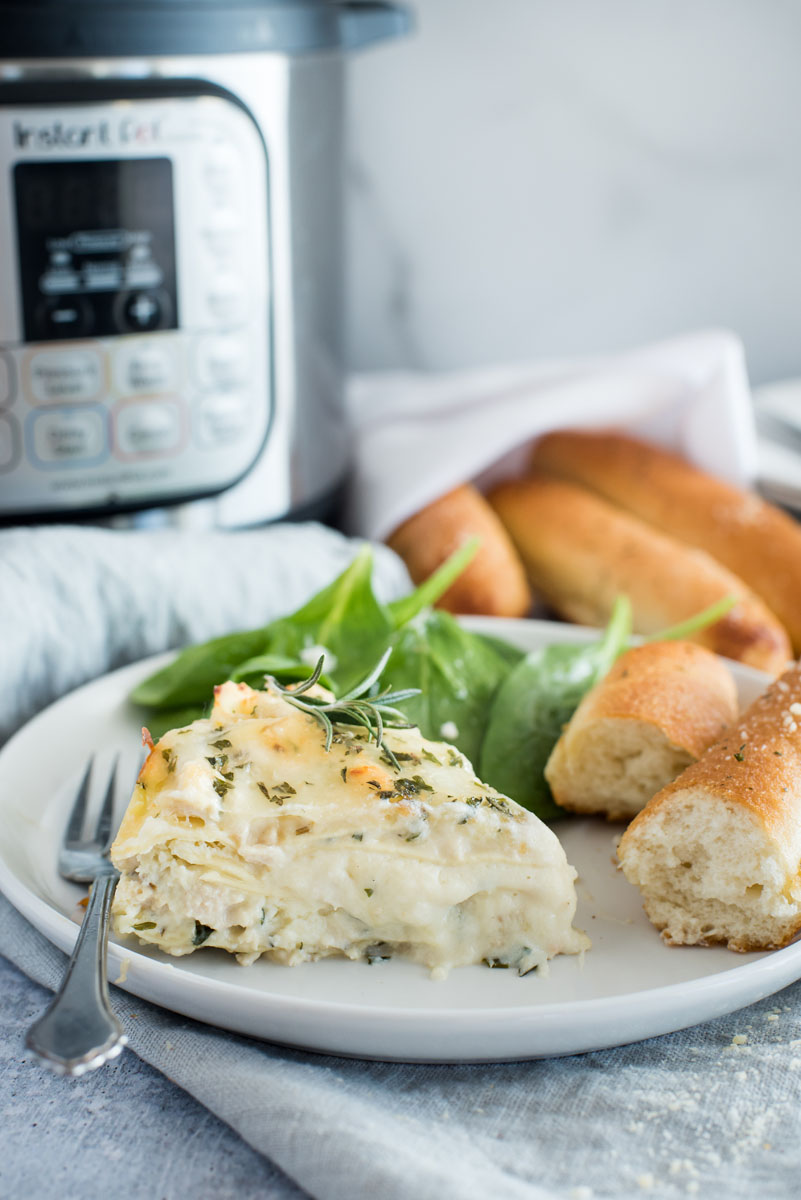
[387,483,531,617]
[621,659,801,849]
[545,642,738,820]
[618,664,801,953]
[532,429,801,653]
[561,641,738,760]
[487,474,791,675]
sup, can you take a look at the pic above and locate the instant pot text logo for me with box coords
[13,117,163,150]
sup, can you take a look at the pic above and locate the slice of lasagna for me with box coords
[111,680,588,975]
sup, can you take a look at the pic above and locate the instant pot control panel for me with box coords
[0,91,271,518]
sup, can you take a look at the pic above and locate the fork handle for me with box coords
[26,872,127,1076]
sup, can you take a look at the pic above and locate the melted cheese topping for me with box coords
[111,681,589,974]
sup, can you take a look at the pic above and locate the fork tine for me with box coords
[95,756,119,851]
[65,758,93,846]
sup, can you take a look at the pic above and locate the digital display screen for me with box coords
[14,158,179,342]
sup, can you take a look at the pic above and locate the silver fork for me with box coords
[25,756,128,1077]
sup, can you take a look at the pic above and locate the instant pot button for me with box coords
[193,334,249,391]
[0,353,13,407]
[113,341,176,395]
[114,399,183,458]
[203,226,241,262]
[30,408,106,465]
[195,392,251,447]
[203,146,242,200]
[27,348,104,405]
[205,279,247,325]
[115,291,171,334]
[34,296,94,340]
[0,413,20,472]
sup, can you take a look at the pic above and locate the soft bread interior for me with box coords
[546,718,694,820]
[618,791,801,951]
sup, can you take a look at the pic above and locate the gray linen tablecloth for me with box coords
[2,523,801,1200]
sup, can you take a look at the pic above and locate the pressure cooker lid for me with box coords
[0,0,410,58]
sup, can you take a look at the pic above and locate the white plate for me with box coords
[1,617,798,1063]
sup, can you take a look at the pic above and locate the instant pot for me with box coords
[0,0,408,526]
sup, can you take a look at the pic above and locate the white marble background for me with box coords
[346,0,801,385]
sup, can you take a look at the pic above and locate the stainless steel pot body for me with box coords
[0,50,348,528]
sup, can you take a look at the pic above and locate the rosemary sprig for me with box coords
[264,648,420,771]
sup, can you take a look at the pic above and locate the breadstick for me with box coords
[386,484,532,617]
[545,641,738,821]
[618,659,801,951]
[488,474,791,674]
[532,429,801,652]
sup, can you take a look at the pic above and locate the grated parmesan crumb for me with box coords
[113,957,130,986]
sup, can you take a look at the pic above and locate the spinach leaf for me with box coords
[479,598,632,821]
[387,538,480,628]
[474,631,528,668]
[130,547,392,712]
[381,610,515,767]
[137,704,211,740]
[260,545,393,695]
[643,594,738,644]
[130,627,278,710]
[232,654,331,689]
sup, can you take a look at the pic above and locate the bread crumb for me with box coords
[731,1034,748,1045]
[113,957,130,986]
[636,1174,655,1190]
[766,1013,779,1022]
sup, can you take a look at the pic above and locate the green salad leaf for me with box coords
[255,545,394,695]
[129,627,280,711]
[641,594,738,644]
[141,704,218,742]
[386,538,480,628]
[382,610,523,768]
[478,597,633,820]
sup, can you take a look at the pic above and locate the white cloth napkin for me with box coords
[346,329,758,541]
[752,378,801,512]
